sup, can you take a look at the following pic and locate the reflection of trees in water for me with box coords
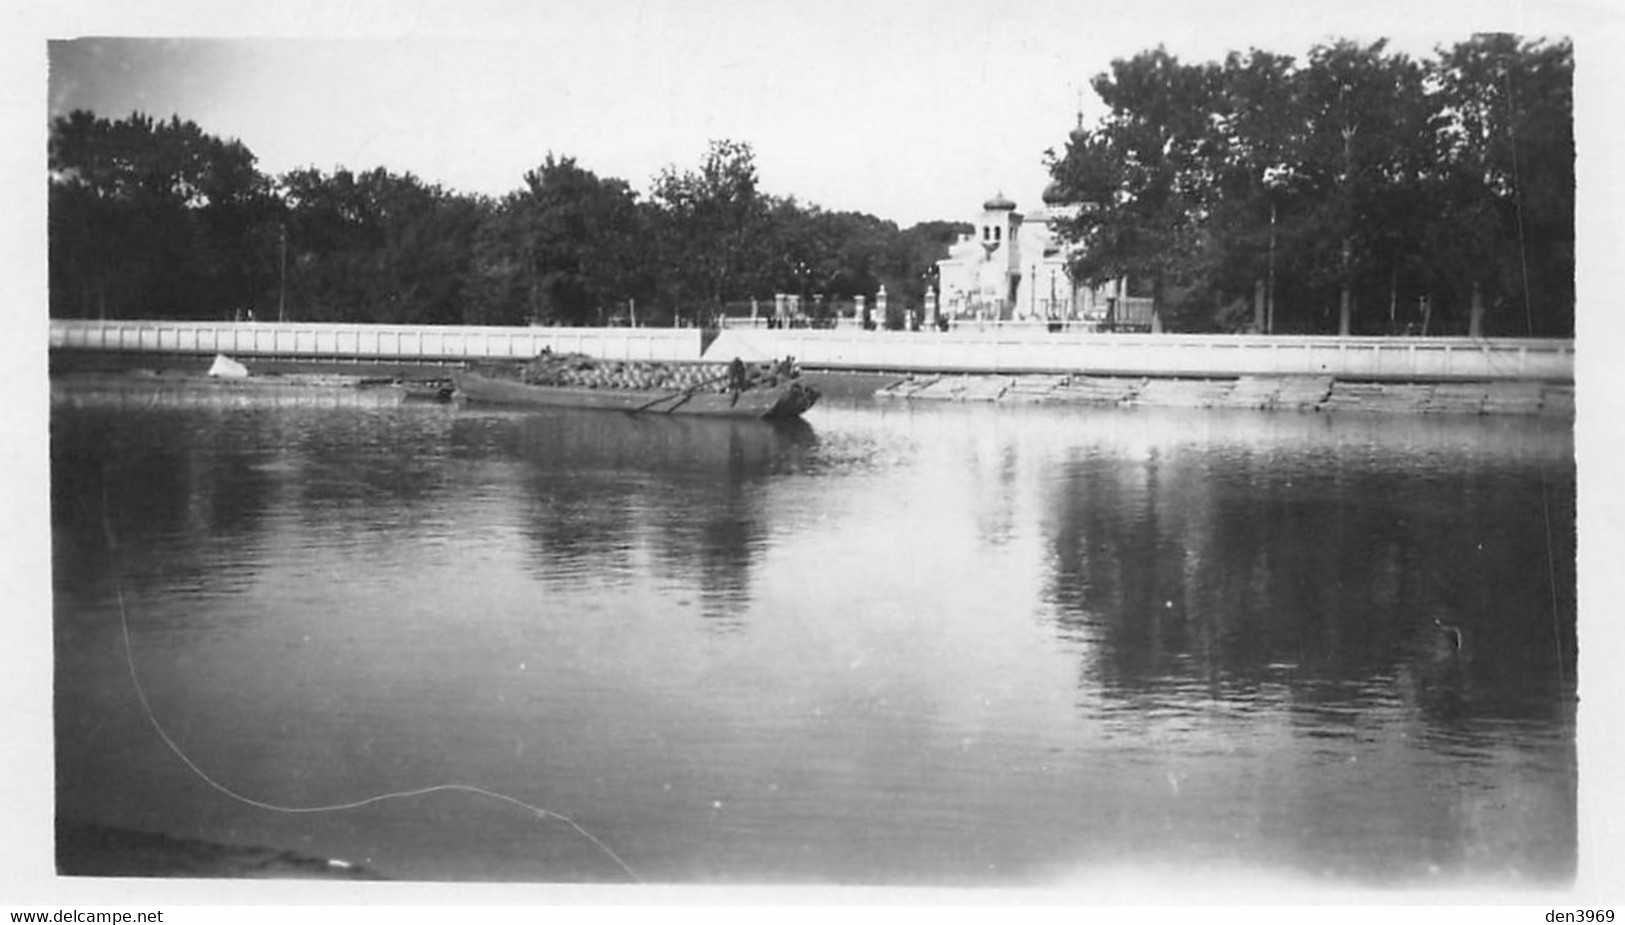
[276,408,458,518]
[54,397,820,637]
[452,410,818,628]
[1042,442,1577,728]
[52,407,279,606]
[1042,436,1578,882]
[643,418,817,629]
[649,478,762,631]
[53,402,466,622]
[515,468,642,588]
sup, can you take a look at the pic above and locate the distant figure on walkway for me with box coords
[728,357,749,393]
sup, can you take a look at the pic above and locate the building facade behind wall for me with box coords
[935,188,1143,329]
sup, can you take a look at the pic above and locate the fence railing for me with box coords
[49,320,705,363]
[707,327,1574,382]
[49,319,1574,382]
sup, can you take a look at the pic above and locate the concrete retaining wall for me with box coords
[876,373,1573,417]
[49,320,704,363]
[48,319,1573,383]
[708,328,1573,382]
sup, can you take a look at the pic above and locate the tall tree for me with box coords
[1427,35,1573,337]
[650,140,767,323]
[49,110,277,319]
[1048,49,1220,332]
[463,196,533,327]
[1046,35,1572,337]
[487,155,651,325]
[279,167,482,324]
[1295,40,1437,335]
[1203,49,1304,332]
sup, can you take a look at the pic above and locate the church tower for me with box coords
[977,192,1021,313]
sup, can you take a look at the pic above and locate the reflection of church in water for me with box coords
[934,188,1130,326]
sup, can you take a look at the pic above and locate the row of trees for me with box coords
[49,34,1572,336]
[49,113,965,328]
[1047,34,1573,336]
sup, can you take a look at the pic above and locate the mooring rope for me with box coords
[101,482,641,882]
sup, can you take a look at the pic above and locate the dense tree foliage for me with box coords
[49,34,1571,337]
[650,139,768,321]
[48,119,958,328]
[1048,34,1573,336]
[278,166,484,324]
[49,111,281,320]
[462,155,652,326]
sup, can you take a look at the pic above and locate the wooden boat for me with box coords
[452,356,820,419]
[394,380,455,402]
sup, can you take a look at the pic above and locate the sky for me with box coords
[35,0,1603,228]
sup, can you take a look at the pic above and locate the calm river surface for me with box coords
[51,376,1577,889]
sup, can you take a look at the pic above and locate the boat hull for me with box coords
[452,367,819,419]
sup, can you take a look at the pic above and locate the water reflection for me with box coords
[1026,405,1576,883]
[51,381,1577,886]
[1039,408,1575,723]
[448,409,818,626]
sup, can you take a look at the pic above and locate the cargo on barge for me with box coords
[452,352,820,419]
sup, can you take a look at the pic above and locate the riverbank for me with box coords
[876,372,1575,418]
[50,319,1573,384]
[48,350,455,382]
[46,355,1575,418]
[56,821,386,880]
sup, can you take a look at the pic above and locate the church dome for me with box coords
[982,191,1016,211]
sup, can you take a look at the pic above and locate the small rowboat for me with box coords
[451,356,820,419]
[394,380,455,402]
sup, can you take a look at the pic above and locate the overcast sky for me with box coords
[38,0,1596,227]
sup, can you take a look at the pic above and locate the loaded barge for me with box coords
[452,352,820,419]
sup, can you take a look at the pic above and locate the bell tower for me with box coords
[976,192,1022,316]
[979,191,1017,257]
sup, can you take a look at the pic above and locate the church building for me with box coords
[934,187,1126,327]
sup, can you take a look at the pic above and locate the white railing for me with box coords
[706,328,1574,382]
[49,320,704,363]
[49,319,1574,382]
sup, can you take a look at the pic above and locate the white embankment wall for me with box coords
[49,319,1573,382]
[709,327,1572,382]
[49,320,704,363]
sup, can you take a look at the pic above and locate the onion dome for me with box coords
[982,191,1016,211]
[1041,180,1070,205]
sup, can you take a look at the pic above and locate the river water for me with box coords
[50,376,1577,889]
